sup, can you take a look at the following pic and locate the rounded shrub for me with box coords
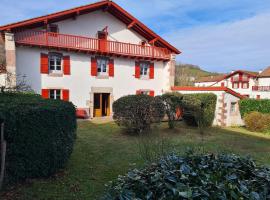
[0,93,77,183]
[104,153,270,199]
[182,93,217,127]
[113,94,165,133]
[244,111,270,132]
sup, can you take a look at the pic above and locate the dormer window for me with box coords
[49,53,62,73]
[140,62,150,76]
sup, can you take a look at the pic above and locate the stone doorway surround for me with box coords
[89,87,113,118]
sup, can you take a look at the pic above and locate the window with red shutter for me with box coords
[108,59,114,77]
[41,89,49,99]
[149,63,154,79]
[91,57,97,76]
[135,61,140,78]
[63,56,71,75]
[62,89,70,101]
[40,53,49,74]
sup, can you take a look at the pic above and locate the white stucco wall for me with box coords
[16,46,169,109]
[195,82,216,87]
[54,10,146,45]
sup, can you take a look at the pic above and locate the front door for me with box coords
[94,93,110,117]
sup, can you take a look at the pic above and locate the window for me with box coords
[97,57,109,75]
[49,53,62,72]
[242,82,249,89]
[232,82,239,89]
[49,89,61,100]
[230,102,237,113]
[140,90,150,95]
[140,62,150,76]
[141,40,147,46]
[48,24,59,33]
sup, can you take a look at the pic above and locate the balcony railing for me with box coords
[252,86,270,91]
[14,30,171,60]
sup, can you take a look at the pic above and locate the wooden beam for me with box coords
[127,21,136,29]
[149,38,158,44]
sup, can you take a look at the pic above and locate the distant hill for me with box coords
[175,64,220,86]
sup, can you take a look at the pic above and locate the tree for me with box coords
[161,92,183,129]
[0,72,32,93]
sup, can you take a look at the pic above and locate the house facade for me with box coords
[172,86,244,127]
[195,68,270,99]
[0,0,180,118]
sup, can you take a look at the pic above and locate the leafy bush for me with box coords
[0,93,77,184]
[113,95,165,133]
[244,111,270,132]
[239,98,270,117]
[104,153,270,199]
[182,93,217,127]
[161,92,183,129]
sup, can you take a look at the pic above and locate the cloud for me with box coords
[164,12,270,72]
[0,0,270,72]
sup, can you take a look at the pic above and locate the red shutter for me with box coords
[63,56,71,75]
[135,61,140,78]
[149,63,154,79]
[91,57,97,76]
[40,53,49,74]
[109,59,114,77]
[136,90,141,95]
[41,89,49,99]
[149,90,155,97]
[62,89,69,101]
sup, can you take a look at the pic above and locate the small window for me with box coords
[141,40,147,46]
[49,89,61,100]
[49,53,62,73]
[232,82,239,89]
[230,102,237,113]
[97,57,109,75]
[140,90,150,95]
[48,24,59,33]
[242,82,249,89]
[140,62,150,76]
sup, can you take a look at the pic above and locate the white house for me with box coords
[195,68,270,99]
[0,0,180,118]
[172,86,244,127]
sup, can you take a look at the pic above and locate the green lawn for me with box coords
[1,121,270,200]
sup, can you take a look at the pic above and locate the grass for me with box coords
[1,121,270,200]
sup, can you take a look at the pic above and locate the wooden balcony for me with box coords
[14,30,171,61]
[252,86,270,91]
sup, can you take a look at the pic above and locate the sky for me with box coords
[0,0,270,73]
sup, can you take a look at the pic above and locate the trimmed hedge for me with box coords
[104,153,270,199]
[182,93,217,127]
[113,95,165,133]
[239,98,270,117]
[0,93,77,183]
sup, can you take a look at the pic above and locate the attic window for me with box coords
[141,40,147,46]
[48,24,59,33]
[98,31,107,40]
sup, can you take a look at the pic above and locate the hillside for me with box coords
[175,64,220,86]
